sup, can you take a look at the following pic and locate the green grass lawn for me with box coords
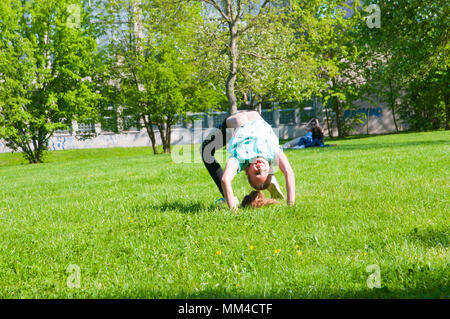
[0,131,448,298]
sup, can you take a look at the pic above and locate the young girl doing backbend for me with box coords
[200,110,295,210]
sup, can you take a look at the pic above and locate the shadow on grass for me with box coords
[175,287,449,299]
[408,228,449,249]
[336,139,449,151]
[136,200,218,214]
[100,284,449,299]
[283,139,449,153]
[326,129,447,142]
[279,130,435,145]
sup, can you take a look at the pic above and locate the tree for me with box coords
[0,0,102,163]
[195,0,320,114]
[358,0,449,131]
[234,2,319,110]
[288,0,367,137]
[104,0,224,154]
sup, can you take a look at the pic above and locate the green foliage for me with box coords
[103,0,225,153]
[401,69,448,131]
[196,0,372,135]
[293,0,366,137]
[358,0,449,132]
[1,0,447,163]
[196,0,320,113]
[0,0,102,163]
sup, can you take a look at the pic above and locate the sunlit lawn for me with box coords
[0,131,448,298]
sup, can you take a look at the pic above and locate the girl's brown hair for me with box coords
[241,190,280,208]
[311,118,323,132]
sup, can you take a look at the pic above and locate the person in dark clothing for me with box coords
[305,118,324,147]
[283,118,325,149]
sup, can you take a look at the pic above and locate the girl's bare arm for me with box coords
[221,157,239,210]
[277,149,295,206]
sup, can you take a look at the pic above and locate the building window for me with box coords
[261,109,274,126]
[213,112,229,127]
[185,113,209,129]
[101,116,118,133]
[77,120,96,134]
[279,109,296,125]
[54,119,72,135]
[100,104,119,133]
[171,115,184,128]
[122,115,141,132]
[300,106,315,124]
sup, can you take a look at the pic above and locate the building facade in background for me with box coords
[0,99,398,153]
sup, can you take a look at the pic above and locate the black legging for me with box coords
[200,117,229,196]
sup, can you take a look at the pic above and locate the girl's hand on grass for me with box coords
[221,158,239,210]
[277,150,295,206]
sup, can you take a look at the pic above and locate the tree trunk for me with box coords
[445,93,450,130]
[445,69,449,130]
[334,97,343,138]
[324,101,333,138]
[30,136,44,163]
[26,151,38,164]
[164,122,171,153]
[445,99,449,130]
[32,138,39,162]
[226,22,238,114]
[23,140,40,163]
[142,114,158,154]
[157,122,166,153]
[388,76,399,132]
[157,121,171,154]
[256,103,262,114]
[36,138,43,163]
[35,149,41,163]
[367,106,370,135]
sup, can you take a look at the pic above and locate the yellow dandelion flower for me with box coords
[363,252,367,256]
[216,250,222,255]
[274,249,280,254]
[250,245,254,250]
[295,245,299,249]
[298,250,302,256]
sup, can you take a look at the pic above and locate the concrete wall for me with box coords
[0,140,9,153]
[323,100,404,137]
[42,124,308,152]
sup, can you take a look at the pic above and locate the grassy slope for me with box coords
[0,131,448,298]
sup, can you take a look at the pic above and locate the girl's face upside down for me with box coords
[245,157,272,190]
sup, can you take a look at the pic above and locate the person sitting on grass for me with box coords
[283,118,325,149]
[201,110,295,210]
